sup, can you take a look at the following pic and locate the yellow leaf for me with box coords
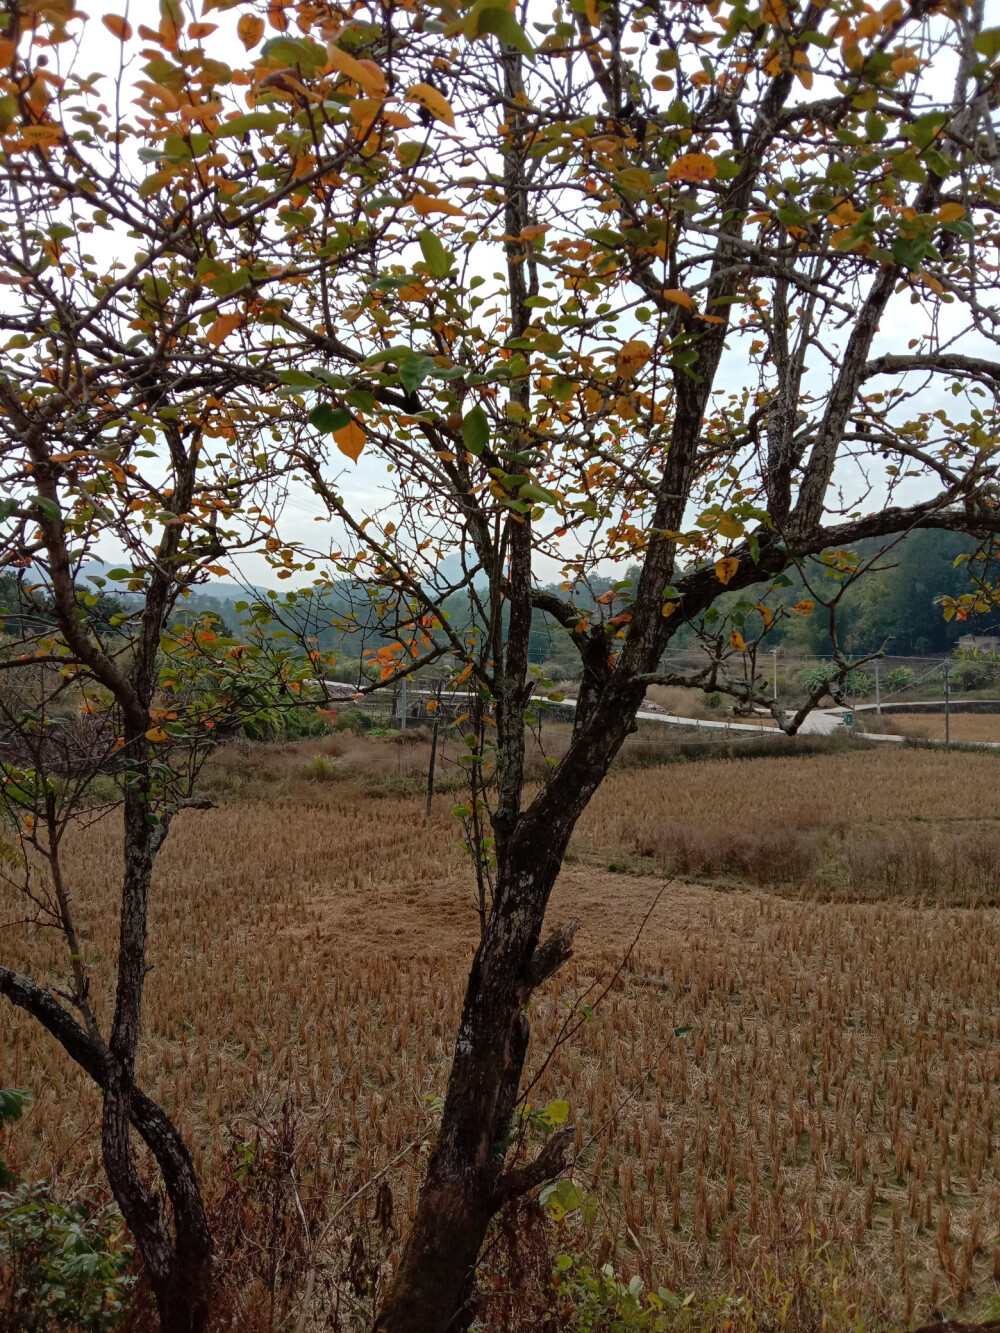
[761,0,788,23]
[206,312,242,346]
[145,727,168,742]
[615,339,652,378]
[937,202,965,222]
[412,194,464,217]
[715,556,739,585]
[405,83,454,127]
[335,420,366,462]
[717,514,744,539]
[18,125,62,147]
[757,603,773,629]
[729,630,747,652]
[667,153,717,183]
[662,288,692,309]
[584,0,600,23]
[236,14,264,49]
[326,44,386,97]
[102,13,133,40]
[792,600,815,617]
[662,600,679,619]
[616,167,651,193]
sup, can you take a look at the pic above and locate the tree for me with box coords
[2,1,1000,1331]
[0,1,406,1325]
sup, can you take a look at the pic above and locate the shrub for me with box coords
[0,1180,134,1332]
[334,707,374,734]
[883,666,916,694]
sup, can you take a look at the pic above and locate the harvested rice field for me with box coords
[3,740,1000,1329]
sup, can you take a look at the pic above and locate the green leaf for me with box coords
[280,369,323,388]
[462,405,490,455]
[259,37,327,76]
[973,26,1000,59]
[32,496,61,521]
[399,355,436,393]
[520,482,559,505]
[215,111,284,138]
[418,229,452,279]
[905,111,948,151]
[0,499,18,522]
[674,1025,692,1038]
[309,404,353,433]
[464,0,535,58]
[892,236,927,270]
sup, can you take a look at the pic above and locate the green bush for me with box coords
[334,707,374,734]
[0,1091,132,1331]
[0,1179,134,1331]
[883,666,916,694]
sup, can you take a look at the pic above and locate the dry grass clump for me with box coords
[576,748,1000,904]
[882,712,1000,743]
[3,746,1000,1326]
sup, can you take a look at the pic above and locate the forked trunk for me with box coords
[375,850,562,1333]
[153,1258,213,1333]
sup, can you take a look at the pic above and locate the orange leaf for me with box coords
[715,556,739,585]
[662,288,692,309]
[521,224,550,240]
[205,565,230,577]
[405,83,455,127]
[206,312,242,346]
[102,13,132,40]
[667,153,717,183]
[236,14,264,49]
[334,420,366,462]
[761,0,788,23]
[729,629,747,652]
[0,39,14,65]
[792,600,815,617]
[327,44,386,97]
[615,339,652,378]
[188,22,217,38]
[412,194,464,217]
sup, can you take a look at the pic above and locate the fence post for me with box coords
[424,682,442,822]
[875,662,883,732]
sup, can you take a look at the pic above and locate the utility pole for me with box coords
[400,674,407,731]
[874,661,883,732]
[424,682,442,821]
[944,662,950,746]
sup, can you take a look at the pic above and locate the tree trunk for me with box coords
[153,1258,213,1333]
[375,837,568,1333]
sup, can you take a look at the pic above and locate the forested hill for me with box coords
[2,528,993,676]
[745,528,997,658]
